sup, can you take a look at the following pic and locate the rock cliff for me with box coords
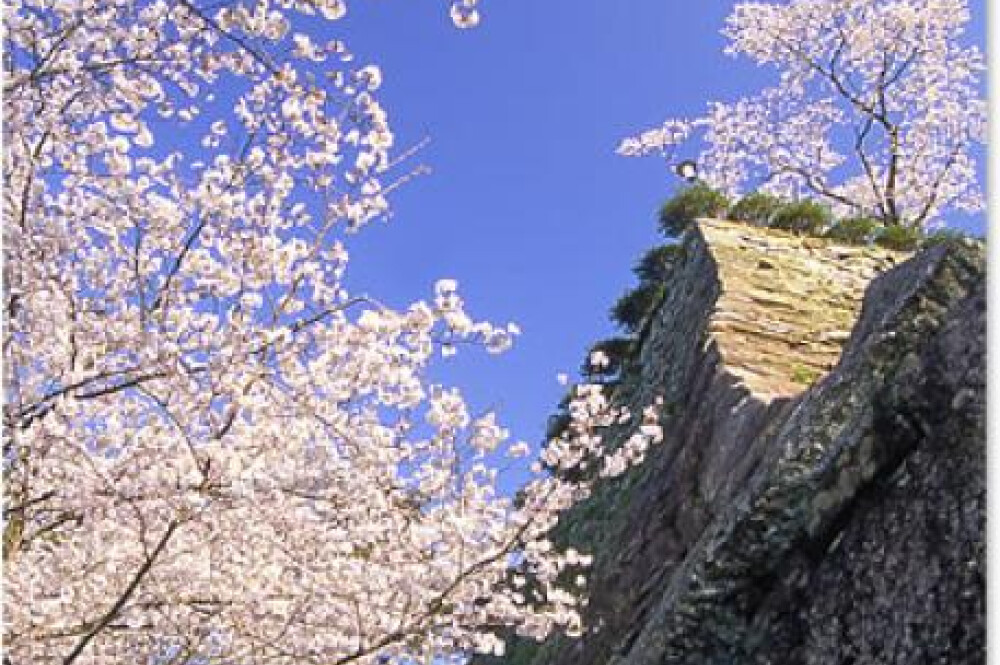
[493,219,985,665]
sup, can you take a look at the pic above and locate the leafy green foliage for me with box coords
[729,191,785,227]
[825,216,881,245]
[610,282,666,333]
[770,200,833,235]
[875,224,923,251]
[633,244,682,283]
[658,184,730,237]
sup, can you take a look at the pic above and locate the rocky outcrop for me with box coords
[492,220,984,665]
[699,220,901,397]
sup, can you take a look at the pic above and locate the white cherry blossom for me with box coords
[619,0,985,229]
[2,2,664,665]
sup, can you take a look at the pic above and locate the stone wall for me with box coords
[488,220,984,665]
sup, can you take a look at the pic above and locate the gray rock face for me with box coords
[490,224,984,665]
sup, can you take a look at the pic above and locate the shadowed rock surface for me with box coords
[487,220,984,665]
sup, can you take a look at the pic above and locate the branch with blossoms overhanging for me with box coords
[619,0,985,231]
[1,1,671,664]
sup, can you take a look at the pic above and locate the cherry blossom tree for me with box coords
[619,0,986,229]
[2,1,661,663]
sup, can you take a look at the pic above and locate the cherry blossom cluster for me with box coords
[619,0,986,229]
[449,0,483,29]
[2,1,661,664]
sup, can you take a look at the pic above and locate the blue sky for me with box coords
[328,2,988,457]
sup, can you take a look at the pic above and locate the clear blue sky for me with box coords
[328,2,987,454]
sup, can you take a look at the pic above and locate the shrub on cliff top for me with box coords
[729,191,785,227]
[658,184,730,237]
[875,224,923,251]
[825,216,881,245]
[770,199,833,235]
